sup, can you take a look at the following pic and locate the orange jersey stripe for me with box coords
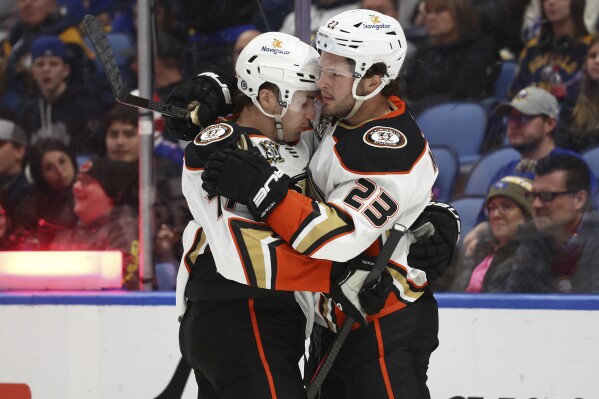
[265,190,318,243]
[374,318,395,399]
[273,245,332,292]
[248,299,278,399]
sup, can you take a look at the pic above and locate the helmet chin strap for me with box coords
[274,113,285,141]
[252,97,287,142]
[342,77,389,121]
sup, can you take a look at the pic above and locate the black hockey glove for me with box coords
[201,147,294,219]
[330,256,394,327]
[408,202,461,281]
[164,66,236,141]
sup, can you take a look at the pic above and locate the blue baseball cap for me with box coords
[30,35,68,62]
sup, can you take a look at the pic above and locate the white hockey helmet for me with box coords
[314,9,407,107]
[235,32,320,120]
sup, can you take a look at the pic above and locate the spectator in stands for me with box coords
[102,104,140,164]
[555,34,599,151]
[16,35,103,157]
[510,0,592,104]
[401,0,500,113]
[449,176,534,292]
[491,86,597,196]
[0,190,17,250]
[1,0,93,110]
[462,86,598,254]
[48,158,140,290]
[13,138,78,248]
[506,153,599,293]
[100,103,182,185]
[0,119,30,224]
[278,0,358,38]
[100,104,185,289]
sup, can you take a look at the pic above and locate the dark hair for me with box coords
[363,62,401,97]
[539,0,588,47]
[571,34,599,133]
[28,137,77,189]
[233,82,279,114]
[534,153,592,202]
[102,104,139,133]
[98,104,139,156]
[425,0,479,43]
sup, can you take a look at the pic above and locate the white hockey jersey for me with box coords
[176,121,329,333]
[262,96,438,330]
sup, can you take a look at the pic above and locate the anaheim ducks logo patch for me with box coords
[194,123,233,146]
[363,127,406,149]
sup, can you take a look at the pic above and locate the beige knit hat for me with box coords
[486,176,534,217]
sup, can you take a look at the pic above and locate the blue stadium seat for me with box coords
[449,196,486,240]
[463,146,520,196]
[494,61,517,101]
[430,145,459,202]
[581,144,599,179]
[416,102,488,166]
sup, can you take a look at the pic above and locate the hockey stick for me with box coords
[81,14,188,120]
[306,223,407,399]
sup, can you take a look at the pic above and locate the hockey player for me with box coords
[170,32,394,398]
[202,9,454,398]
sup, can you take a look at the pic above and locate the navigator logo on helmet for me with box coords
[314,9,407,118]
[236,32,320,140]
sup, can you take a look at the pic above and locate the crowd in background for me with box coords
[1,0,598,292]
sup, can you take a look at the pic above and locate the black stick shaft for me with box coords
[306,223,407,399]
[81,14,188,120]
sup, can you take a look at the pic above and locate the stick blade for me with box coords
[82,14,129,102]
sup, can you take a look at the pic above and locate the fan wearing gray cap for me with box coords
[462,86,599,256]
[0,119,31,219]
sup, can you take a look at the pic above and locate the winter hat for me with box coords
[494,86,559,118]
[78,158,135,205]
[486,176,534,217]
[30,35,68,62]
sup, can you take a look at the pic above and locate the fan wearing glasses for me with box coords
[450,176,533,293]
[462,86,599,256]
[505,153,599,294]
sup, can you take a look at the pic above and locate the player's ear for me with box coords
[258,88,279,114]
[363,74,382,95]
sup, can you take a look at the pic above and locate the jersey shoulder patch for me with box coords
[362,126,407,149]
[185,122,242,169]
[333,113,427,173]
[193,123,234,146]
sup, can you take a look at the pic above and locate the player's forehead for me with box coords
[292,90,319,101]
[318,51,352,71]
